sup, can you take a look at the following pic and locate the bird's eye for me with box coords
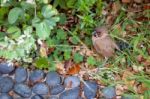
[94,33,97,37]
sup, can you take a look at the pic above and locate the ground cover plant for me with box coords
[0,0,150,98]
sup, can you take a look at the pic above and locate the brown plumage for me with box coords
[92,26,119,59]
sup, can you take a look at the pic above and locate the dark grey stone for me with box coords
[32,83,49,95]
[14,83,32,98]
[0,76,14,93]
[0,62,14,74]
[83,81,98,99]
[15,67,28,83]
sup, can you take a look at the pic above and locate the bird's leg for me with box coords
[96,57,108,73]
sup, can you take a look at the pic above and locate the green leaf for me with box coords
[73,53,83,63]
[0,7,9,21]
[21,1,34,10]
[35,57,49,69]
[8,7,23,24]
[53,0,67,9]
[32,16,41,26]
[87,56,96,65]
[0,32,5,41]
[44,18,59,30]
[7,26,21,39]
[56,29,66,40]
[59,13,67,24]
[35,21,50,40]
[48,60,56,71]
[67,0,76,8]
[42,5,58,18]
[64,51,71,60]
[71,36,79,44]
[85,37,92,46]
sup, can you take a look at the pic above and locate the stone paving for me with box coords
[0,62,131,99]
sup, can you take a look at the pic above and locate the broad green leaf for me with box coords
[85,37,92,46]
[53,0,67,9]
[32,16,41,26]
[21,1,34,10]
[35,21,50,40]
[44,18,59,30]
[73,53,83,63]
[56,29,66,40]
[23,26,33,34]
[42,5,58,18]
[0,32,5,41]
[64,51,71,60]
[59,13,67,24]
[87,56,96,65]
[71,36,79,44]
[7,26,21,39]
[8,7,22,24]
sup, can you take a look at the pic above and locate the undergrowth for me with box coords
[0,0,150,98]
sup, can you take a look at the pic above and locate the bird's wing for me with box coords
[94,38,114,55]
[105,36,120,51]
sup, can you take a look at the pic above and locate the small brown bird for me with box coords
[92,26,120,65]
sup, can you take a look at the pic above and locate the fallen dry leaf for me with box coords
[56,62,66,74]
[116,84,126,96]
[147,48,150,55]
[106,15,114,26]
[143,60,150,66]
[112,1,121,15]
[40,46,47,57]
[143,4,150,10]
[47,47,55,55]
[64,60,73,70]
[132,64,144,72]
[137,55,145,63]
[39,41,48,57]
[137,83,149,94]
[66,64,80,75]
[122,70,135,87]
[122,0,131,3]
[134,0,143,3]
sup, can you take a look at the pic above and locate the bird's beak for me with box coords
[92,31,96,35]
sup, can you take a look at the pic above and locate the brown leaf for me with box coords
[112,1,121,15]
[143,60,150,66]
[137,55,145,63]
[40,46,47,57]
[116,84,125,96]
[137,83,149,94]
[64,60,73,70]
[56,62,65,74]
[143,4,150,10]
[147,48,150,55]
[47,47,55,55]
[132,64,144,72]
[134,0,143,3]
[38,41,48,57]
[145,65,150,74]
[106,15,114,25]
[122,70,135,87]
[66,64,80,75]
[122,0,131,3]
[136,16,150,21]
